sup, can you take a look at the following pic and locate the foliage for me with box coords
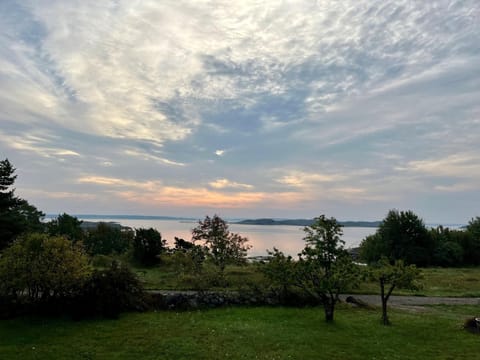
[0,159,45,251]
[47,213,84,243]
[359,233,387,264]
[463,217,480,265]
[174,236,195,252]
[192,215,251,273]
[359,209,433,266]
[430,226,464,267]
[368,257,420,325]
[72,261,147,319]
[83,222,133,256]
[0,233,91,304]
[298,215,360,322]
[263,215,360,322]
[168,239,207,276]
[256,248,319,307]
[261,248,296,296]
[132,227,167,266]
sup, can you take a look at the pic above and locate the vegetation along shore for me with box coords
[2,158,480,358]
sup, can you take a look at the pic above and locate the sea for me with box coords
[72,216,377,257]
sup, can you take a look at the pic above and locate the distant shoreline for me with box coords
[234,218,381,228]
[45,214,381,228]
[44,214,465,229]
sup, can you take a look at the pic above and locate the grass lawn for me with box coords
[1,305,478,359]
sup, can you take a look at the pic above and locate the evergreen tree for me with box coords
[0,159,45,251]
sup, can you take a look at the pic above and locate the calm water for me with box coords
[80,218,376,257]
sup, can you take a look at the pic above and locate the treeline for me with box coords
[358,210,480,267]
[0,158,253,318]
[2,157,480,326]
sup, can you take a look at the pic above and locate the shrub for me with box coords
[72,261,147,319]
[0,233,90,303]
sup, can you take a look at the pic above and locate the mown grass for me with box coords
[1,305,479,359]
[134,262,480,297]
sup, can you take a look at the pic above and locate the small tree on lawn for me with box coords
[264,215,359,322]
[369,257,420,325]
[261,248,296,297]
[192,215,251,275]
[296,215,359,322]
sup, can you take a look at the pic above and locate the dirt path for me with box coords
[341,294,480,307]
[150,290,480,307]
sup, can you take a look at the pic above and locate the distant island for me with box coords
[45,214,197,221]
[234,218,381,228]
[45,214,382,228]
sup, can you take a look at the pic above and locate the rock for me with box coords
[464,317,480,334]
[345,296,372,308]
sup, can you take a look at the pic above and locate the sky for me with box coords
[0,0,479,224]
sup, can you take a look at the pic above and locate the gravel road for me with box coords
[341,294,480,307]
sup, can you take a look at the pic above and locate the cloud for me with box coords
[124,149,185,167]
[209,178,253,190]
[1,0,479,222]
[276,171,344,188]
[77,175,161,191]
[397,153,480,178]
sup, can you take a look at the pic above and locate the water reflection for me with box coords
[81,218,376,257]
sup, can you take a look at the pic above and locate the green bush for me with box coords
[0,233,91,303]
[72,261,147,319]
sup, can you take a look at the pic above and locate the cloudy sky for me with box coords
[1,0,479,223]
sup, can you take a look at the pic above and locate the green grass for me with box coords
[1,305,479,359]
[352,267,480,297]
[135,262,480,297]
[134,263,263,290]
[417,267,480,297]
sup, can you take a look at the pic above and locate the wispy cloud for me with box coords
[209,178,253,190]
[1,0,479,222]
[276,171,345,188]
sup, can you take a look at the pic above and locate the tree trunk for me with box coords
[381,297,390,325]
[380,279,390,325]
[323,295,335,323]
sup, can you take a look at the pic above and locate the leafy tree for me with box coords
[174,237,195,252]
[368,257,420,325]
[0,159,45,250]
[359,210,433,266]
[430,226,464,267]
[359,233,387,264]
[192,215,251,274]
[132,228,167,266]
[296,215,359,322]
[261,248,296,297]
[83,222,133,256]
[264,216,360,322]
[172,237,207,274]
[463,217,480,265]
[467,217,480,238]
[0,233,91,303]
[47,213,84,243]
